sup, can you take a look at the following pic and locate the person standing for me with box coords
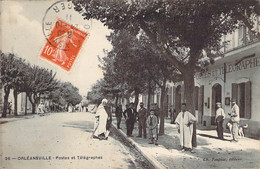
[105,104,112,132]
[151,103,160,140]
[7,101,12,115]
[115,104,123,129]
[68,104,73,113]
[37,102,45,114]
[137,102,148,138]
[175,103,197,152]
[146,111,158,145]
[228,99,240,142]
[215,102,225,140]
[93,99,109,140]
[123,102,137,137]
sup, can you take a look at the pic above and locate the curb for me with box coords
[111,123,167,169]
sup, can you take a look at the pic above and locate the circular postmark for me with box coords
[42,0,91,49]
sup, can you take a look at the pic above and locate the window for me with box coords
[232,81,251,119]
[238,83,245,118]
[238,25,246,46]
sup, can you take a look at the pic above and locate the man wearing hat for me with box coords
[228,99,240,142]
[123,102,137,137]
[115,104,123,129]
[137,102,148,138]
[215,102,225,139]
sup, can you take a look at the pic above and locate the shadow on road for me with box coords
[63,121,94,133]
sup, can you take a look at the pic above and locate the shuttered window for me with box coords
[232,83,238,102]
[194,86,199,110]
[231,82,252,119]
[245,81,252,119]
[198,86,204,124]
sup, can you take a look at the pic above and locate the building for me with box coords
[140,19,260,138]
[194,40,260,138]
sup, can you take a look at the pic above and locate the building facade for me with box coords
[140,19,260,138]
[194,40,260,138]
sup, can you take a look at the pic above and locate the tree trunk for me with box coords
[147,82,152,112]
[28,94,36,114]
[32,103,36,114]
[13,89,18,116]
[115,94,119,108]
[25,92,28,115]
[134,89,139,110]
[2,86,10,118]
[159,80,167,135]
[183,70,197,147]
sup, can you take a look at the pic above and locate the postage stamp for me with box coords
[40,19,88,71]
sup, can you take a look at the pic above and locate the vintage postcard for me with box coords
[1,0,260,169]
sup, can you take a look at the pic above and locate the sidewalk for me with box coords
[112,117,260,169]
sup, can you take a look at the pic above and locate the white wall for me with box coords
[195,41,260,122]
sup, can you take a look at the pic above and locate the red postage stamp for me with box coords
[40,19,88,71]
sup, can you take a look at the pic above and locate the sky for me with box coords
[0,0,112,96]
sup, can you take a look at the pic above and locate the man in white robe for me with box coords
[175,103,197,152]
[93,99,109,140]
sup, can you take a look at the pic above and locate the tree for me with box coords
[47,81,67,111]
[98,51,128,107]
[73,0,259,146]
[104,31,151,109]
[12,59,30,116]
[97,29,182,134]
[105,30,182,134]
[0,51,25,117]
[87,79,109,104]
[62,82,82,106]
[138,39,182,135]
[26,65,58,114]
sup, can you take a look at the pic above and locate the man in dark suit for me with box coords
[123,102,137,137]
[115,104,123,129]
[137,102,148,138]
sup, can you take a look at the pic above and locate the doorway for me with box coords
[211,83,222,124]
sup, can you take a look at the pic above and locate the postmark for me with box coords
[41,0,91,71]
[42,0,91,43]
[40,19,88,71]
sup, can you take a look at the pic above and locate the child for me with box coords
[146,111,158,145]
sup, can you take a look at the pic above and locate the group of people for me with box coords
[92,98,241,151]
[215,99,240,142]
[115,102,160,145]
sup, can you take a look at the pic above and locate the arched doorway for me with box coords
[175,85,182,114]
[211,83,222,124]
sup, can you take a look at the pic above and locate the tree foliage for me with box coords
[0,51,25,117]
[0,51,82,117]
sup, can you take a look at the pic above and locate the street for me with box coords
[0,112,150,169]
